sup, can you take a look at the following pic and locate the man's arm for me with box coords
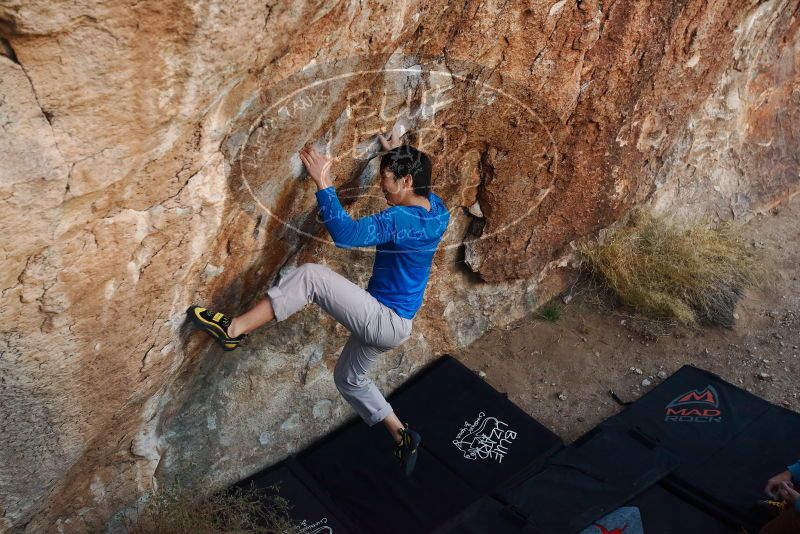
[299,143,398,248]
[315,185,396,248]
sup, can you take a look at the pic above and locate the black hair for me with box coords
[379,145,433,197]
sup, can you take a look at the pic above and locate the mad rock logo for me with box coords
[664,385,722,423]
[452,411,517,463]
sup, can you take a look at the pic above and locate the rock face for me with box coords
[0,0,797,531]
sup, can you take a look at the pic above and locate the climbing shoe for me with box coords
[394,422,421,477]
[187,305,245,351]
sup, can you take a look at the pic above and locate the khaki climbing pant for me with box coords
[266,263,413,426]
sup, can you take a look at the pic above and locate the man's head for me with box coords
[379,145,432,206]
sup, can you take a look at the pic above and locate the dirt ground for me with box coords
[456,192,800,442]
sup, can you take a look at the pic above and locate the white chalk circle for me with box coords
[233,54,558,254]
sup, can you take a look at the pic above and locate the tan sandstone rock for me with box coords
[0,0,798,531]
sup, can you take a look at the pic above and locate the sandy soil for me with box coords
[455,193,800,442]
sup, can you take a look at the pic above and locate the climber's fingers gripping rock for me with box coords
[299,145,333,188]
[377,124,404,151]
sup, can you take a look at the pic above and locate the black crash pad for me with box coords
[232,359,799,534]
[294,355,563,533]
[388,355,563,493]
[233,462,355,533]
[609,365,770,465]
[296,411,481,533]
[433,495,536,533]
[666,403,800,530]
[498,421,679,534]
[607,365,800,531]
[580,484,737,533]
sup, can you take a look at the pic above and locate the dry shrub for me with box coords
[577,209,760,328]
[125,480,300,534]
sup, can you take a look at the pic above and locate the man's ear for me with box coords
[404,174,413,190]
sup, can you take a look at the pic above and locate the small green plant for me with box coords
[577,208,760,328]
[124,479,301,534]
[539,301,563,321]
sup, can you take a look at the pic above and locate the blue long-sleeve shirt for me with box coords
[789,460,800,512]
[315,185,450,319]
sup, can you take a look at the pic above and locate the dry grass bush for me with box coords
[567,275,682,340]
[124,480,301,534]
[577,209,761,329]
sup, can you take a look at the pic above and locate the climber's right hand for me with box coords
[299,145,333,190]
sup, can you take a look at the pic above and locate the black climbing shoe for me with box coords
[394,422,421,476]
[187,305,245,351]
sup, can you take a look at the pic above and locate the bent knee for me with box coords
[390,333,412,349]
[334,367,366,391]
[381,330,412,350]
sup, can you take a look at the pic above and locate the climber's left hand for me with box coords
[299,145,333,190]
[378,124,404,151]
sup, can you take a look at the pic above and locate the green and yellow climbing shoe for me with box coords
[187,305,245,351]
[394,422,422,476]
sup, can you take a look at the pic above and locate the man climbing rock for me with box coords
[187,126,450,476]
